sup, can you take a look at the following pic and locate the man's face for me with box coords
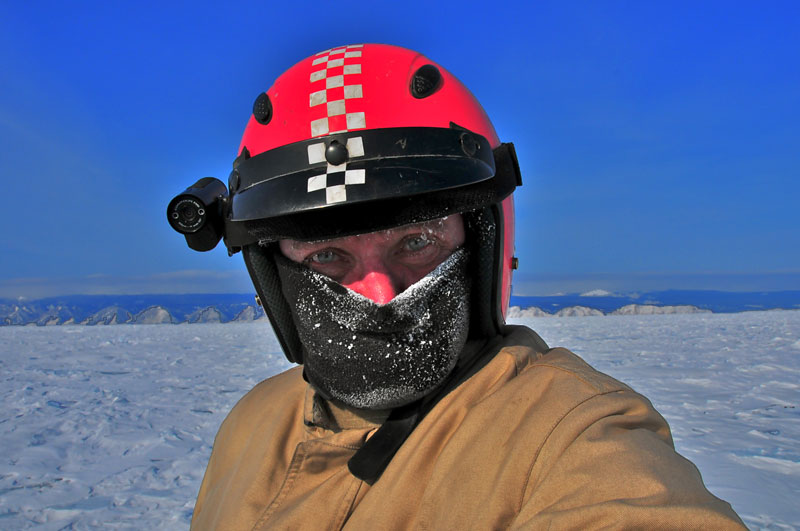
[279,215,465,304]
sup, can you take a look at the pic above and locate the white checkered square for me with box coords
[327,100,346,116]
[326,75,344,89]
[345,169,365,184]
[346,136,364,157]
[344,85,363,99]
[346,112,366,129]
[310,117,329,137]
[309,89,326,107]
[327,160,346,173]
[307,174,327,192]
[326,185,346,204]
[307,142,326,164]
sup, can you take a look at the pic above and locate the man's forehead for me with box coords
[282,216,459,248]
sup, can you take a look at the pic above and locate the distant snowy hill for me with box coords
[234,305,267,322]
[1,290,798,325]
[579,289,616,297]
[84,306,133,325]
[555,305,605,317]
[133,306,176,324]
[506,306,551,318]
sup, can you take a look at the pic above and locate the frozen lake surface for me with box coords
[1,311,798,529]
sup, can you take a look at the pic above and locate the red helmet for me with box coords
[171,44,522,363]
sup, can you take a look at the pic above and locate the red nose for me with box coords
[343,271,398,305]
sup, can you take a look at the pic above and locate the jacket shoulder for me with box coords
[211,366,306,451]
[501,325,633,395]
[229,365,305,414]
[528,347,634,394]
[484,327,744,529]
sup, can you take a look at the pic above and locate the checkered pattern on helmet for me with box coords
[308,45,366,137]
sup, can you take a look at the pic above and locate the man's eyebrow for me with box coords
[287,219,450,248]
[292,240,337,249]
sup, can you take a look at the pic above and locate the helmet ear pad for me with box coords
[463,204,506,340]
[243,243,304,364]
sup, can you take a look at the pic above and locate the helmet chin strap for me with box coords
[274,248,471,410]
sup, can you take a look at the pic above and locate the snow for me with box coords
[1,311,798,529]
[611,303,710,315]
[133,306,175,325]
[579,289,616,297]
[0,324,291,529]
[507,305,550,318]
[554,305,604,317]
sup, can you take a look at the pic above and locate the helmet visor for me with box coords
[225,127,517,245]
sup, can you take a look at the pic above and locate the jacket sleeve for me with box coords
[510,388,747,530]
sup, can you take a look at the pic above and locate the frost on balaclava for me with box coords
[275,248,471,410]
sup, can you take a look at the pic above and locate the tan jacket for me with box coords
[192,326,744,530]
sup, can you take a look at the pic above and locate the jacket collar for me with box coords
[303,387,390,432]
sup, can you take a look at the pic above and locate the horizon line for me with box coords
[1,269,799,299]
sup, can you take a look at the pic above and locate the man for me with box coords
[168,44,745,529]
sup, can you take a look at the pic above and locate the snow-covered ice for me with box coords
[1,311,798,529]
[0,324,292,529]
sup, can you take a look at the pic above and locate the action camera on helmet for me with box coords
[166,177,228,252]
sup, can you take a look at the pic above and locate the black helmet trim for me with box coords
[222,131,519,249]
[231,126,494,219]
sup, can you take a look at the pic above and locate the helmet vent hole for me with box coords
[253,92,273,125]
[411,64,442,99]
[460,133,478,156]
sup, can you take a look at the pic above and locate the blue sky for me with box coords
[1,1,798,298]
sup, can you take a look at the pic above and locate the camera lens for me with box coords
[180,204,197,222]
[168,196,206,233]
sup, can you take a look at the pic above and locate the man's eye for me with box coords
[404,236,431,252]
[309,250,337,264]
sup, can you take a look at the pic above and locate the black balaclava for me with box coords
[275,248,471,410]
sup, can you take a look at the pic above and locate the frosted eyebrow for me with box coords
[286,239,338,251]
[415,219,448,233]
[283,217,453,251]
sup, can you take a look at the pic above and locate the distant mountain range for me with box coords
[509,289,800,314]
[507,304,711,318]
[0,294,265,326]
[1,290,797,326]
